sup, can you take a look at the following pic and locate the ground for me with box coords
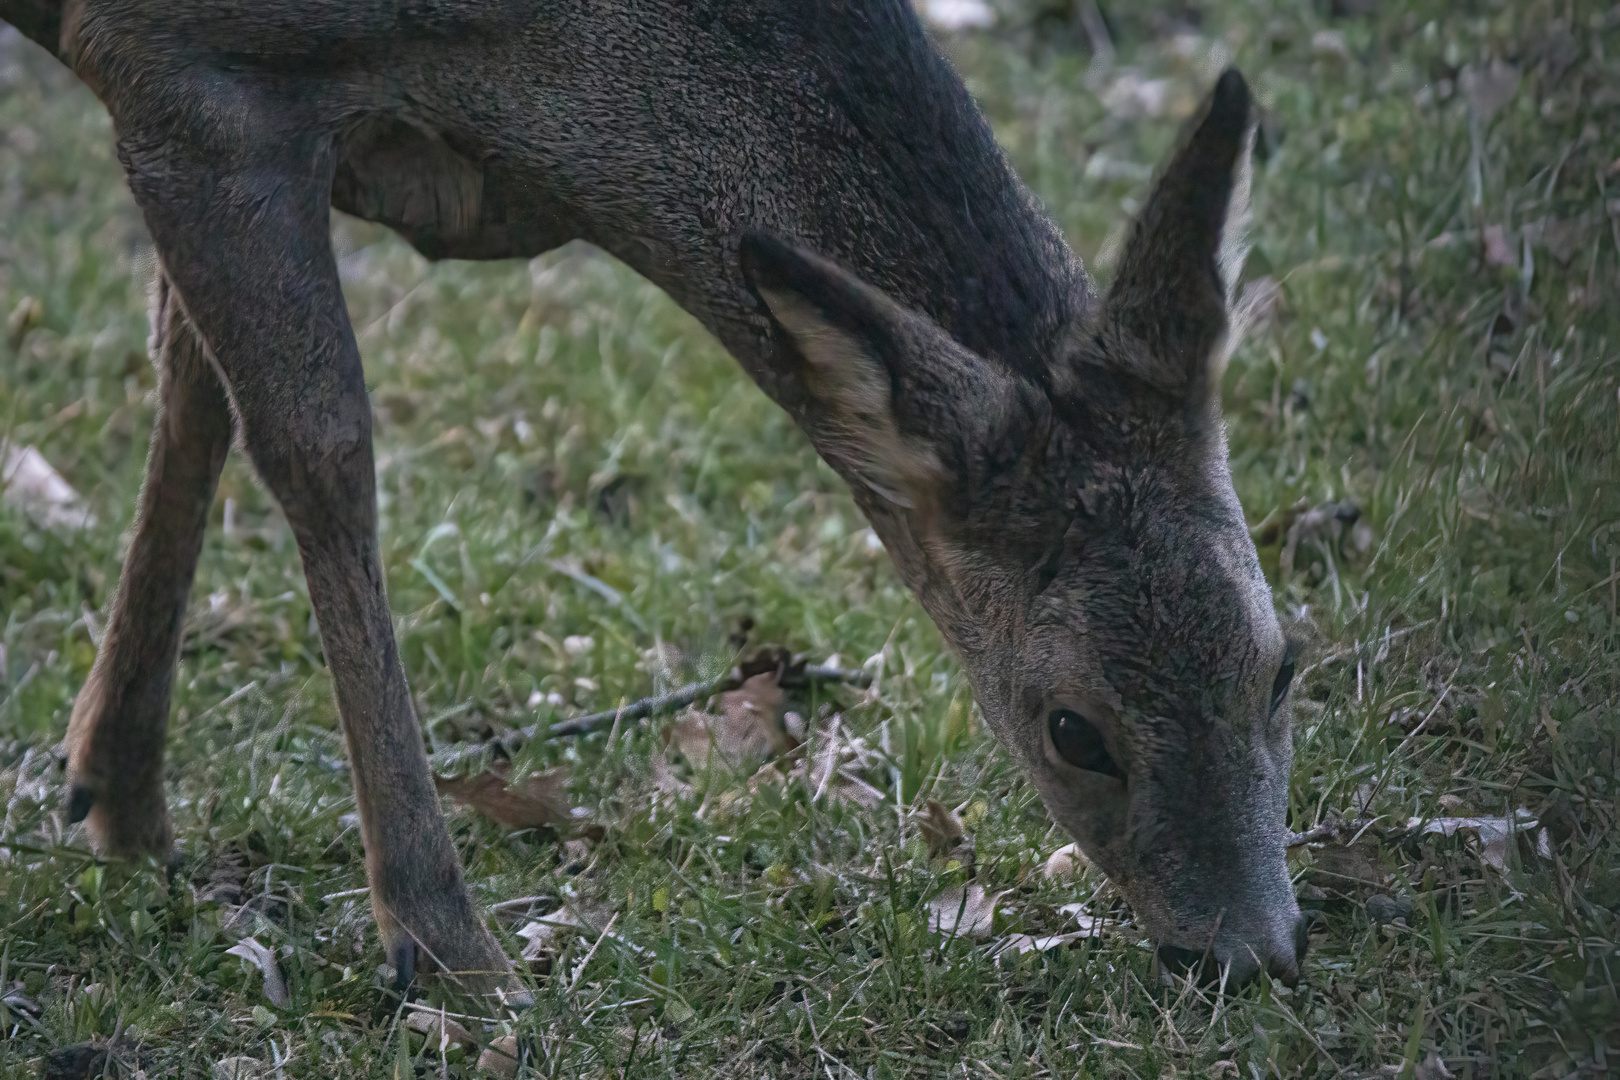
[1,0,1617,1076]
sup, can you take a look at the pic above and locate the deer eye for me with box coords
[1048,709,1122,778]
[1270,651,1296,715]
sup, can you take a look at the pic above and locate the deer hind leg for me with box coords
[113,100,521,1003]
[65,274,233,859]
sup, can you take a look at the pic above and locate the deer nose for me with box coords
[1156,943,1216,983]
[1268,911,1311,986]
[1157,914,1309,990]
[1247,912,1309,988]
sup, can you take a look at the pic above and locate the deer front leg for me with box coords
[115,111,522,1003]
[65,275,232,859]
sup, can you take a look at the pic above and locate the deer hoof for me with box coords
[389,941,417,993]
[66,783,94,823]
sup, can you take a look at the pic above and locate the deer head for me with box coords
[740,71,1304,986]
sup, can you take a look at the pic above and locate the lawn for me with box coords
[1,0,1617,1076]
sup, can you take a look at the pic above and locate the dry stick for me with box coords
[433,664,873,770]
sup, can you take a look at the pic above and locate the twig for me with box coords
[1285,818,1377,849]
[432,662,871,771]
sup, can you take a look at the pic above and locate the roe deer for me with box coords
[1,0,1304,997]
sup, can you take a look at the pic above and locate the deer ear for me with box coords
[739,232,974,512]
[1104,68,1255,396]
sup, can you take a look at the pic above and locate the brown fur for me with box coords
[4,0,1302,996]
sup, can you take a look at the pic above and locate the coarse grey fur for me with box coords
[3,0,1305,998]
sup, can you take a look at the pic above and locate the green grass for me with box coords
[3,0,1618,1075]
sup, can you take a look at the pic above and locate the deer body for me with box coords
[4,0,1305,997]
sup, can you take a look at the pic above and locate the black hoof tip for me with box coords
[66,784,93,824]
[389,942,417,993]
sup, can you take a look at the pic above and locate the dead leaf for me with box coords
[1057,903,1117,936]
[798,714,886,808]
[994,930,1091,956]
[664,671,792,773]
[435,763,578,831]
[1,442,96,530]
[1409,810,1538,871]
[478,1035,520,1078]
[1042,842,1090,881]
[649,749,694,797]
[212,1058,267,1080]
[915,800,966,858]
[515,901,623,971]
[224,936,289,1008]
[927,885,1004,940]
[405,1007,475,1049]
[2,984,41,1022]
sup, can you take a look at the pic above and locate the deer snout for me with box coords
[1156,910,1309,989]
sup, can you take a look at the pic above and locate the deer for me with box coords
[0,0,1305,1001]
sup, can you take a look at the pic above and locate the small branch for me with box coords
[431,661,871,772]
[547,674,731,739]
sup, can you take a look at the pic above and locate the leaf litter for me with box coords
[0,442,96,530]
[434,761,584,832]
[927,885,1004,941]
[223,937,290,1009]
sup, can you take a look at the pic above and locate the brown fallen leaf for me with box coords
[2,983,41,1023]
[1057,903,1119,936]
[212,1057,268,1080]
[405,1007,475,1049]
[914,800,966,858]
[224,936,290,1008]
[994,930,1098,956]
[1409,810,1540,871]
[802,714,887,808]
[435,762,577,831]
[1042,842,1091,881]
[515,900,621,971]
[478,1035,520,1078]
[927,885,1004,940]
[0,442,96,530]
[664,671,793,773]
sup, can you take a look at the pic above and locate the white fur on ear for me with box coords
[1217,122,1256,302]
[755,284,943,510]
[1209,122,1259,383]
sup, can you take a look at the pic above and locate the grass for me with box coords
[1,0,1617,1075]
